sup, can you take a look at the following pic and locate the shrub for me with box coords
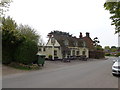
[105,53,111,56]
[116,53,120,57]
[48,55,52,60]
[14,40,38,65]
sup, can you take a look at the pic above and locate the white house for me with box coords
[38,31,89,60]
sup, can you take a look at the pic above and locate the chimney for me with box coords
[47,34,52,38]
[79,32,83,38]
[86,32,90,37]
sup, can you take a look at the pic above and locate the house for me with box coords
[38,31,89,60]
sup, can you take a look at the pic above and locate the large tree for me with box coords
[14,25,40,64]
[2,16,24,64]
[0,0,12,16]
[104,1,120,33]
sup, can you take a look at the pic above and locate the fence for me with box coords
[89,51,105,59]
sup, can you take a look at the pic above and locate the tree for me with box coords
[2,16,24,64]
[93,37,100,46]
[96,45,103,51]
[104,46,110,49]
[104,1,120,33]
[17,24,40,43]
[111,46,117,49]
[110,46,117,52]
[14,25,40,64]
[0,0,12,16]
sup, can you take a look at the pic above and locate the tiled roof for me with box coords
[48,33,86,53]
[82,36,95,51]
[48,31,95,51]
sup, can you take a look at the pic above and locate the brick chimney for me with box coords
[86,32,90,37]
[47,34,52,38]
[79,32,83,38]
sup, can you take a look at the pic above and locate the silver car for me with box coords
[112,57,120,76]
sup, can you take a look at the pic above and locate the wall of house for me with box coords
[68,47,89,58]
[38,46,63,59]
[46,38,60,46]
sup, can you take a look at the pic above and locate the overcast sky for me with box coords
[6,0,118,47]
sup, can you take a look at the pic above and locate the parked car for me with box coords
[113,59,117,63]
[112,57,120,76]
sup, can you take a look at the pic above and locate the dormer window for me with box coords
[83,41,86,47]
[74,41,78,46]
[51,37,55,45]
[64,39,69,46]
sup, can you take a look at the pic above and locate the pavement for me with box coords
[2,57,119,88]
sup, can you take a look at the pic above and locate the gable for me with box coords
[46,38,60,46]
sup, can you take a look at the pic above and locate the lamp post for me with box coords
[51,36,55,60]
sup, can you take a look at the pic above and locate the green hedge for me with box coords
[105,53,111,56]
[14,40,38,65]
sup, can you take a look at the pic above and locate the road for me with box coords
[2,57,119,88]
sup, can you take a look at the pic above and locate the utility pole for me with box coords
[118,32,120,47]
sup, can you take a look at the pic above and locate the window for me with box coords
[73,50,75,56]
[64,40,69,46]
[54,50,57,56]
[83,41,86,47]
[76,51,79,56]
[51,37,55,45]
[39,48,42,51]
[73,41,78,47]
[43,48,46,51]
[82,51,86,55]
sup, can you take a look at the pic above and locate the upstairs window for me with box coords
[83,41,86,47]
[73,41,78,47]
[64,40,69,46]
[39,48,42,51]
[43,48,46,51]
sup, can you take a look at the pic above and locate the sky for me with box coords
[6,0,118,47]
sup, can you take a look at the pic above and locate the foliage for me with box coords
[105,53,111,56]
[48,55,52,60]
[104,46,117,52]
[93,37,100,46]
[116,52,120,56]
[8,62,40,70]
[18,24,40,43]
[104,1,120,33]
[111,46,117,48]
[14,24,39,64]
[2,16,24,64]
[96,45,103,51]
[104,46,110,50]
[0,0,12,16]
[14,40,38,64]
[2,17,41,65]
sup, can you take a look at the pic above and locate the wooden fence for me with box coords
[89,51,105,59]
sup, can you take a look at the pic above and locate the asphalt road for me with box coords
[2,57,119,88]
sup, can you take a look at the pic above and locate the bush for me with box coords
[48,55,52,60]
[14,40,38,65]
[2,47,13,64]
[105,53,111,56]
[116,53,120,57]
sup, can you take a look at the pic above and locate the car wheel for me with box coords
[112,73,116,76]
